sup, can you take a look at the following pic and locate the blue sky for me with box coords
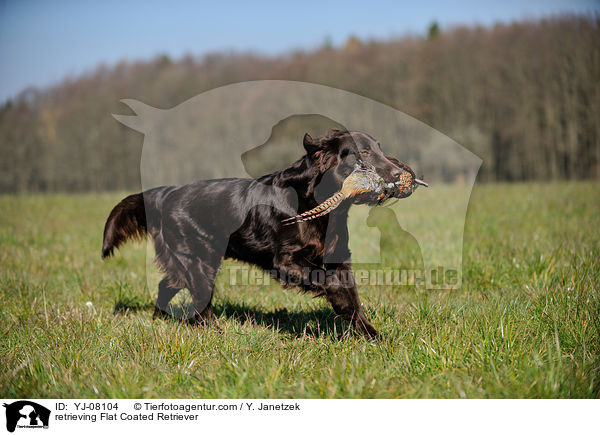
[0,0,597,102]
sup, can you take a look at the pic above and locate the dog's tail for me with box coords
[101,192,148,259]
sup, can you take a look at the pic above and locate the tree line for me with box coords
[0,15,598,192]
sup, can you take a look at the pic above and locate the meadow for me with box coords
[1,183,599,398]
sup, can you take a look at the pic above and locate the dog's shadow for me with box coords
[113,297,352,339]
[213,301,353,339]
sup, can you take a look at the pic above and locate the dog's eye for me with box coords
[360,150,370,156]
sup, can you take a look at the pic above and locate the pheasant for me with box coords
[282,160,427,225]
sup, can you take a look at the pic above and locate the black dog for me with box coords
[102,129,423,339]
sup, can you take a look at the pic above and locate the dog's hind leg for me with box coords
[153,277,182,319]
[185,256,222,326]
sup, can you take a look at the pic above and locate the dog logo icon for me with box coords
[3,401,50,432]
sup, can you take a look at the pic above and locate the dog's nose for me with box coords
[390,167,403,179]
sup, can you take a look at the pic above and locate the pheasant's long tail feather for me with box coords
[293,205,338,222]
[282,191,345,225]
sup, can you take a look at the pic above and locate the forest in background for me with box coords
[0,15,598,192]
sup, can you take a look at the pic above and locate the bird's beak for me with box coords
[415,178,429,187]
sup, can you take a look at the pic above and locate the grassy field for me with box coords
[1,183,599,398]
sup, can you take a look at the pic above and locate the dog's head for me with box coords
[303,128,426,202]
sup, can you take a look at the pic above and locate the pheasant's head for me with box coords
[383,156,428,199]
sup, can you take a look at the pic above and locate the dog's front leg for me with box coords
[323,262,379,341]
[322,212,379,340]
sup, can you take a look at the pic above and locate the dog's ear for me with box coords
[326,128,344,137]
[303,133,320,156]
[304,132,338,175]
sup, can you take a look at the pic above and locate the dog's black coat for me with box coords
[102,129,416,339]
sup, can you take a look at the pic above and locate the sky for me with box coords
[0,0,598,102]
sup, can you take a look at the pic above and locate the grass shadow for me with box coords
[213,300,353,340]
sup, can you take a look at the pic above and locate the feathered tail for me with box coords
[101,193,147,258]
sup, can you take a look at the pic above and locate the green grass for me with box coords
[1,183,599,398]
